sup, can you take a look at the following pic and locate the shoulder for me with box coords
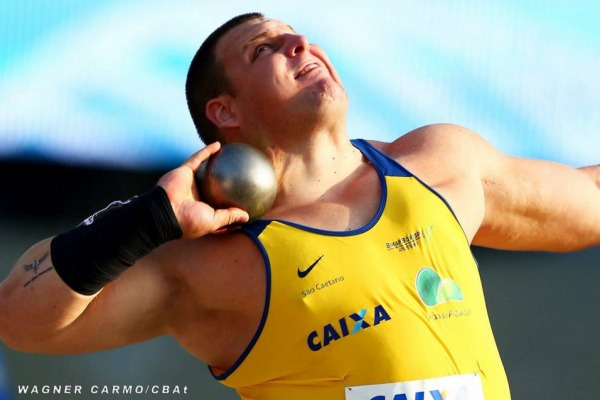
[149,230,265,311]
[141,230,266,365]
[372,123,499,163]
[367,123,504,184]
[367,123,503,242]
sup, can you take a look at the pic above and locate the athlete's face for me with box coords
[215,18,347,132]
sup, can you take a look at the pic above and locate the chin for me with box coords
[287,77,347,118]
[308,78,347,106]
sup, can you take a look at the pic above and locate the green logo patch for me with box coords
[416,267,463,307]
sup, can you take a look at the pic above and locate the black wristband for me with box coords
[51,186,183,295]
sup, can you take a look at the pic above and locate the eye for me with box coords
[252,43,272,60]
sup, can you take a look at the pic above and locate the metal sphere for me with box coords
[195,143,277,222]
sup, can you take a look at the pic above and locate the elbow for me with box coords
[0,317,50,354]
[0,285,25,351]
[0,331,27,353]
[0,284,44,353]
[0,283,86,355]
[0,288,20,351]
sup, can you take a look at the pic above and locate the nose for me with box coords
[286,34,310,57]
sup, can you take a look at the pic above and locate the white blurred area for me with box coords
[0,1,598,170]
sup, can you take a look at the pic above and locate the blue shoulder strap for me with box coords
[351,139,412,177]
[241,139,413,238]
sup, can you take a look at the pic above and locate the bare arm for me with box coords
[390,124,600,252]
[580,164,600,189]
[0,238,95,351]
[472,141,600,251]
[0,142,249,353]
[0,238,172,353]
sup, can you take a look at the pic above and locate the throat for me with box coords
[282,202,381,232]
[266,162,382,231]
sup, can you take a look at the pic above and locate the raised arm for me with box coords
[390,124,600,253]
[471,138,600,252]
[0,142,249,353]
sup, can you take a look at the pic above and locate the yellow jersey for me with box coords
[213,139,510,400]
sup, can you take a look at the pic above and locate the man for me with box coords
[0,12,598,400]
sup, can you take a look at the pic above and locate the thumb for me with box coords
[183,142,221,171]
[213,207,250,230]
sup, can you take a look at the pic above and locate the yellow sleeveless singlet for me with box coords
[213,139,510,400]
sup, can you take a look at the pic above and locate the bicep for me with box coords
[393,124,600,252]
[473,155,600,251]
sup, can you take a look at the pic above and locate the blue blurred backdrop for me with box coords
[1,1,598,170]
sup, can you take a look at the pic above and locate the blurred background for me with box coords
[0,0,598,399]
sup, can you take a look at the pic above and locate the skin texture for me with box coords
[1,17,599,378]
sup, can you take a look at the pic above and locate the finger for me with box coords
[182,142,222,170]
[212,223,244,235]
[213,208,250,229]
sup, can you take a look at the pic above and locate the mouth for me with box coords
[295,62,321,79]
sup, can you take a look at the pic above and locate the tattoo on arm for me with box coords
[22,252,54,288]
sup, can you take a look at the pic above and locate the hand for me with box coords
[157,142,250,239]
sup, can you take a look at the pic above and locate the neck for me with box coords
[264,133,366,215]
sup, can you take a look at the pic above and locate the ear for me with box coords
[205,96,240,129]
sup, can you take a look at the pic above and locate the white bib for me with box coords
[345,373,484,400]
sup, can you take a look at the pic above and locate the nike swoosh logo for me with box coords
[297,255,324,278]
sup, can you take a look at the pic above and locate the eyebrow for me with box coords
[241,25,296,52]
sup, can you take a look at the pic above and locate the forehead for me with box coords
[216,18,295,60]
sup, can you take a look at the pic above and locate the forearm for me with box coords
[0,238,93,351]
[0,146,249,354]
[0,187,182,351]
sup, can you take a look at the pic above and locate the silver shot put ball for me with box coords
[195,143,277,221]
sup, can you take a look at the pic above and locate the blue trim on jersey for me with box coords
[210,230,272,381]
[241,138,465,240]
[211,139,407,379]
[239,139,401,237]
[351,139,412,177]
[240,219,271,237]
[353,139,471,245]
[215,138,475,382]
